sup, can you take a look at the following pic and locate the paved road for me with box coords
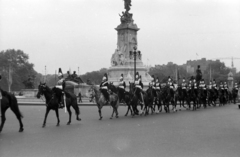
[1,104,240,157]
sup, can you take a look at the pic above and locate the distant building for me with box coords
[185,58,216,74]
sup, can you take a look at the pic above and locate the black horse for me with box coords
[218,89,226,106]
[144,86,155,115]
[108,82,134,117]
[161,86,173,113]
[0,89,24,132]
[36,82,81,127]
[232,88,238,104]
[187,88,198,110]
[153,89,164,113]
[129,82,144,115]
[175,86,188,110]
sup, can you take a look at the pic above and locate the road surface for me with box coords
[1,104,240,157]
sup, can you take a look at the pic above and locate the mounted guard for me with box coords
[167,76,175,98]
[234,82,239,92]
[118,74,126,103]
[134,72,144,105]
[193,78,198,96]
[154,77,161,94]
[224,81,229,98]
[212,79,218,91]
[100,73,109,104]
[181,77,187,96]
[55,68,66,109]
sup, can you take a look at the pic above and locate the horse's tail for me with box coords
[71,95,80,116]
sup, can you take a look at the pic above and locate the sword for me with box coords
[64,94,66,113]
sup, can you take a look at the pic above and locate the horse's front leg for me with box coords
[115,105,119,118]
[55,109,60,126]
[98,105,103,120]
[110,104,115,119]
[125,104,130,116]
[42,107,50,128]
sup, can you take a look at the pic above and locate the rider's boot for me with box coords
[59,98,64,109]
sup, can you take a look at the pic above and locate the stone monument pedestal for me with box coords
[108,14,152,89]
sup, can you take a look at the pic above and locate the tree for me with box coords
[0,49,40,91]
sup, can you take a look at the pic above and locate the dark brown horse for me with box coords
[36,82,81,127]
[0,89,24,133]
[108,82,134,117]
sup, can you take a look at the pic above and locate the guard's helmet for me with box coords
[168,76,171,81]
[102,76,107,81]
[136,73,139,79]
[58,68,63,78]
[120,74,123,81]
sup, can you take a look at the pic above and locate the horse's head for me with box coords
[108,82,117,93]
[129,82,135,93]
[36,82,48,98]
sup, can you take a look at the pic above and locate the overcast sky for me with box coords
[0,0,240,75]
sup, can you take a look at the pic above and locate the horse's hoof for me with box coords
[99,117,102,120]
[77,118,81,121]
[67,122,70,125]
[116,116,119,118]
[110,117,113,119]
[125,114,127,117]
[19,128,24,132]
[56,123,60,126]
[42,124,46,128]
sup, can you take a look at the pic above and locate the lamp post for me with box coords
[130,46,141,82]
[7,58,12,92]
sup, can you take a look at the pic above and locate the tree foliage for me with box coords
[0,49,42,91]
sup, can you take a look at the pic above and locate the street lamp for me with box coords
[7,58,13,92]
[130,46,141,82]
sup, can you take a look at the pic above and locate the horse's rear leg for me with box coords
[42,108,50,128]
[66,106,72,125]
[72,103,81,121]
[115,107,119,118]
[98,106,103,120]
[110,105,116,119]
[11,107,24,132]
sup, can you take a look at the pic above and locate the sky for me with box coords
[0,0,240,75]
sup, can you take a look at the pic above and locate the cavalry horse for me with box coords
[90,85,119,120]
[187,87,198,111]
[108,82,134,117]
[207,88,217,107]
[36,82,81,127]
[0,89,24,133]
[218,88,226,106]
[144,86,155,115]
[232,88,238,104]
[153,89,163,113]
[129,82,150,115]
[161,86,173,113]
